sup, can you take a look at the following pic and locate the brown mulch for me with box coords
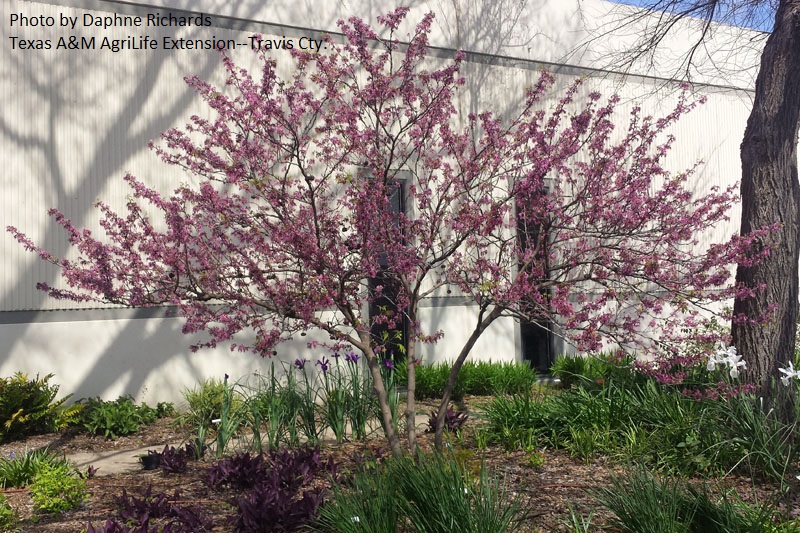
[0,402,788,532]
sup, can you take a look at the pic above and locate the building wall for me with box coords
[0,0,766,403]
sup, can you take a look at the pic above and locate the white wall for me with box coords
[0,312,332,404]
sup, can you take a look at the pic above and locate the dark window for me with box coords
[369,178,408,361]
[516,190,553,373]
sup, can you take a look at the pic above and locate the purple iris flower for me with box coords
[294,358,307,370]
[316,356,330,373]
[382,359,395,370]
[345,351,360,364]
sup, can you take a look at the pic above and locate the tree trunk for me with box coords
[434,306,503,450]
[732,0,800,414]
[359,331,403,456]
[405,309,418,453]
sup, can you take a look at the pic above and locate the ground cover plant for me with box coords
[0,494,15,532]
[0,448,73,488]
[29,462,87,514]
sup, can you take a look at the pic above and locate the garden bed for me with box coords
[0,403,787,532]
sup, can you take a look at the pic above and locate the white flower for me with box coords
[779,362,800,386]
[350,516,360,523]
[707,345,746,379]
[211,418,221,425]
[726,355,747,379]
[716,343,738,359]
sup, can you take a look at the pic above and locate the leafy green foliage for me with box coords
[0,373,81,443]
[79,396,164,439]
[0,493,16,532]
[397,360,538,400]
[30,463,87,514]
[0,448,72,488]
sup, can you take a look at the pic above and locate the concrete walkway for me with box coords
[67,445,177,476]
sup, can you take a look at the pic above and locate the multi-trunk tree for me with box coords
[9,9,764,453]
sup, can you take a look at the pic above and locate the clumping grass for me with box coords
[397,360,538,400]
[315,460,399,533]
[590,467,795,533]
[481,359,800,481]
[317,451,525,533]
[709,394,799,484]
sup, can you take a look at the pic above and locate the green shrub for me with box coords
[0,494,16,531]
[481,375,727,474]
[549,355,592,388]
[0,373,81,443]
[489,361,539,395]
[80,396,162,439]
[0,448,73,488]
[550,352,640,389]
[389,452,523,533]
[30,463,86,514]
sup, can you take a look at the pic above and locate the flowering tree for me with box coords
[9,9,765,453]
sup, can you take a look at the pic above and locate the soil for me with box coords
[0,401,786,532]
